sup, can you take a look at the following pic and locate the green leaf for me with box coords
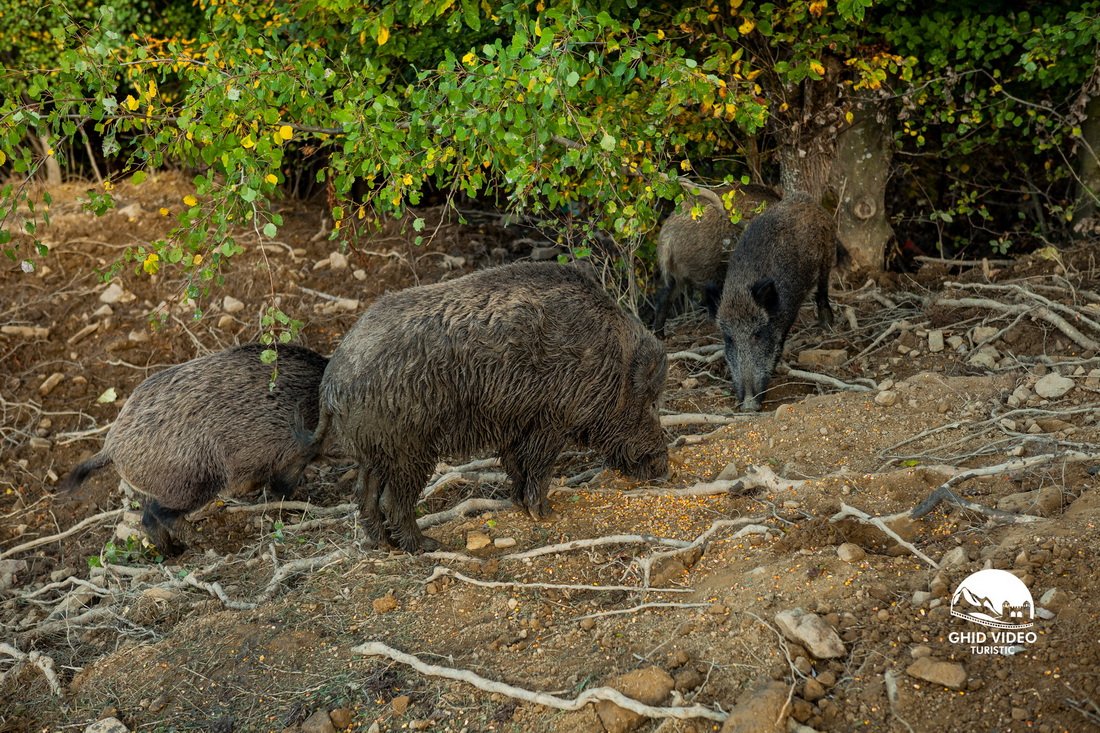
[263,222,278,237]
[599,133,616,151]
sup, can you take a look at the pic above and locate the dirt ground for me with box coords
[1,173,1099,733]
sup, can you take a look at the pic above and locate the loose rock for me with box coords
[328,251,349,270]
[996,486,1063,517]
[301,709,336,733]
[594,667,674,733]
[1034,373,1074,399]
[939,547,968,567]
[493,537,517,549]
[391,695,411,715]
[927,330,944,353]
[874,391,897,407]
[372,594,398,614]
[774,609,845,659]
[85,718,129,733]
[223,296,245,314]
[837,543,865,563]
[906,657,967,690]
[720,678,790,733]
[328,708,353,730]
[466,531,491,551]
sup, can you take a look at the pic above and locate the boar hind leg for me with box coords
[141,499,188,557]
[268,465,304,500]
[354,469,392,549]
[652,279,680,338]
[502,435,564,521]
[815,267,834,330]
[379,462,438,553]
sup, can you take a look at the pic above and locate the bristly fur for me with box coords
[652,183,780,337]
[716,191,839,411]
[313,262,670,553]
[60,343,328,554]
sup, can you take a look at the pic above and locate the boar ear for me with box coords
[702,283,722,318]
[631,335,668,393]
[750,278,780,314]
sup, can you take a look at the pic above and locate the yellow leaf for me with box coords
[159,207,169,216]
[265,173,278,184]
[183,194,198,206]
[534,19,542,37]
[241,135,255,149]
[192,254,203,265]
[738,19,754,35]
[462,51,476,65]
[142,252,160,275]
[124,95,139,111]
[730,0,743,8]
[0,150,5,166]
[680,159,692,171]
[809,0,827,17]
[809,60,825,76]
[402,173,413,185]
[279,125,293,141]
[377,25,390,45]
[103,180,114,191]
[146,79,158,99]
[844,110,854,124]
[656,28,665,40]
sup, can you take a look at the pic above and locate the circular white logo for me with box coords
[950,568,1034,630]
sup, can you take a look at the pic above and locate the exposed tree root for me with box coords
[0,642,63,696]
[572,602,713,621]
[936,296,1100,351]
[502,534,694,562]
[637,519,771,588]
[830,503,939,569]
[352,641,729,722]
[417,498,515,529]
[777,365,876,393]
[0,508,127,561]
[421,566,693,595]
[660,413,744,427]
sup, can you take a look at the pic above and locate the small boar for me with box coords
[60,344,328,555]
[307,262,669,553]
[715,191,839,411]
[652,183,780,337]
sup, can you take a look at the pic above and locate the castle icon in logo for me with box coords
[950,568,1034,630]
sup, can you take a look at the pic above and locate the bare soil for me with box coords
[2,174,1099,733]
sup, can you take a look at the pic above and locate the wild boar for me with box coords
[307,262,669,552]
[652,183,780,337]
[715,191,840,411]
[60,344,328,554]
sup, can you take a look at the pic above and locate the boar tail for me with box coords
[295,405,331,463]
[58,451,113,493]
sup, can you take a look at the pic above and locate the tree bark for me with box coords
[1074,88,1100,236]
[830,98,895,274]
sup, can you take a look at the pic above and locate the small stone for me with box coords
[1035,418,1074,433]
[99,282,130,304]
[666,649,690,669]
[1039,588,1066,614]
[579,617,596,631]
[313,257,331,270]
[353,269,367,281]
[1085,369,1100,388]
[223,296,245,314]
[876,609,890,622]
[794,656,813,676]
[49,566,78,583]
[595,667,674,733]
[128,330,149,343]
[530,246,559,261]
[911,591,932,607]
[466,531,491,551]
[715,461,740,481]
[971,326,999,343]
[681,377,700,389]
[391,695,411,716]
[328,251,349,270]
[802,678,825,702]
[408,721,432,731]
[906,657,966,690]
[999,418,1016,431]
[797,349,848,367]
[720,679,790,733]
[93,304,114,318]
[774,608,845,659]
[372,594,398,614]
[85,718,129,733]
[493,537,517,549]
[910,645,932,659]
[816,671,836,688]
[927,330,944,352]
[874,390,897,406]
[328,708,353,730]
[946,335,965,349]
[968,348,999,369]
[674,667,704,692]
[837,543,865,563]
[1011,707,1029,721]
[997,486,1063,517]
[39,372,65,397]
[939,547,968,568]
[29,437,51,451]
[1034,373,1074,399]
[301,709,336,733]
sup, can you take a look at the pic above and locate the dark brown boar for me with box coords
[715,191,839,411]
[652,183,780,337]
[60,344,328,555]
[308,262,669,553]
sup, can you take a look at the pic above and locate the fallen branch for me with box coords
[619,479,744,498]
[910,451,1100,520]
[660,413,744,427]
[572,602,712,621]
[421,566,693,594]
[667,349,724,364]
[0,508,126,561]
[0,642,63,696]
[777,365,875,393]
[353,641,728,722]
[418,498,515,529]
[936,297,1100,351]
[221,501,355,516]
[503,534,693,562]
[946,281,1100,337]
[638,518,770,587]
[829,503,939,569]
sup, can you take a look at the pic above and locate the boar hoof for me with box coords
[526,503,559,522]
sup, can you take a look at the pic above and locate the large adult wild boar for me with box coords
[652,183,780,337]
[60,344,328,554]
[308,262,669,553]
[715,192,841,411]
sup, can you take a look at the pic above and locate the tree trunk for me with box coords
[830,99,894,274]
[1074,90,1100,237]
